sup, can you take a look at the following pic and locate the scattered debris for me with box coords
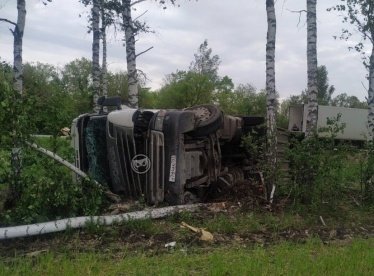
[329,229,337,239]
[165,241,176,248]
[269,185,276,204]
[350,196,360,207]
[206,202,227,213]
[181,221,214,242]
[319,216,327,227]
[108,202,134,215]
[26,249,48,257]
[60,127,70,136]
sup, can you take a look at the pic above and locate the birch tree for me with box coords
[113,0,176,108]
[81,0,116,108]
[0,0,27,199]
[85,0,179,108]
[121,0,138,107]
[92,0,101,112]
[329,0,374,140]
[306,0,318,137]
[100,0,111,99]
[265,0,277,202]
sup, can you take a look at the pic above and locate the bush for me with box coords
[0,138,107,225]
[284,115,373,208]
[362,141,374,203]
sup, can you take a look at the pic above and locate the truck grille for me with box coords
[145,131,165,204]
[107,124,142,198]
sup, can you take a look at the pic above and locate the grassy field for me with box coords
[1,238,373,275]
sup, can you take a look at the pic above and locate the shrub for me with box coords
[284,115,373,208]
[0,139,107,225]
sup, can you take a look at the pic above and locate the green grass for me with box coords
[1,238,372,275]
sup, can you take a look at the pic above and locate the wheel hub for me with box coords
[193,107,211,122]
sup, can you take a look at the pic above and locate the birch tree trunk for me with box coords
[368,45,374,141]
[13,0,26,95]
[92,0,101,113]
[306,0,318,137]
[265,0,277,202]
[11,0,26,199]
[101,4,108,100]
[122,0,139,108]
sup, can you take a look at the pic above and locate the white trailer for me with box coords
[288,105,369,141]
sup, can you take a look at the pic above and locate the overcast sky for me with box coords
[0,0,369,101]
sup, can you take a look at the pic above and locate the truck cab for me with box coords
[72,97,264,205]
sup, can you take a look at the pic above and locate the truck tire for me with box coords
[185,105,223,137]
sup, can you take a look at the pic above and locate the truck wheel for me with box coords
[183,191,198,204]
[186,105,223,137]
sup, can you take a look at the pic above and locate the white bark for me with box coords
[92,0,101,113]
[26,141,90,180]
[306,0,318,137]
[122,0,138,108]
[101,5,108,100]
[0,204,203,240]
[13,0,26,95]
[10,0,26,197]
[266,0,277,196]
[368,45,374,141]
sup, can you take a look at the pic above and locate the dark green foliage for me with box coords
[154,41,220,109]
[139,87,158,108]
[362,141,374,202]
[61,58,93,114]
[317,65,335,105]
[217,84,267,116]
[0,63,15,146]
[189,39,220,83]
[106,70,129,103]
[1,60,107,221]
[1,59,134,135]
[23,62,76,134]
[1,60,92,136]
[156,71,215,108]
[330,93,368,108]
[0,138,106,225]
[145,41,268,115]
[284,115,373,208]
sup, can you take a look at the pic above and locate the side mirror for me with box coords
[97,96,122,113]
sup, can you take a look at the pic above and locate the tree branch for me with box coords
[133,10,148,22]
[137,68,150,84]
[136,46,153,57]
[131,0,146,6]
[0,18,17,27]
[361,81,368,92]
[287,9,307,27]
[287,9,307,13]
[350,14,373,44]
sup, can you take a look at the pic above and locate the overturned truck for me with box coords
[71,97,264,205]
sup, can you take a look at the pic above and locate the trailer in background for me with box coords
[288,105,369,141]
